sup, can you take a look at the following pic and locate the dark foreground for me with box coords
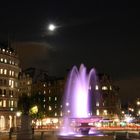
[0,130,140,140]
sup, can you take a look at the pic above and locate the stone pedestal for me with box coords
[17,115,32,140]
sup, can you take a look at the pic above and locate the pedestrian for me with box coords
[32,126,34,134]
[9,127,13,139]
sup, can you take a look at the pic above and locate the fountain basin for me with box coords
[57,135,114,140]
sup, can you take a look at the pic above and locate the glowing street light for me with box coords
[137,101,140,105]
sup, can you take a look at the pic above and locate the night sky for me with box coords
[0,1,140,102]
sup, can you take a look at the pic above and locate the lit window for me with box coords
[102,86,108,90]
[4,69,7,75]
[44,91,46,94]
[3,100,6,107]
[9,80,11,86]
[60,111,63,116]
[4,59,7,63]
[49,106,52,111]
[55,112,57,116]
[55,97,57,101]
[9,70,12,76]
[49,89,51,93]
[103,110,107,115]
[96,102,99,106]
[96,109,99,115]
[9,60,11,64]
[11,81,14,88]
[12,61,14,65]
[66,102,69,106]
[9,90,13,97]
[10,108,14,111]
[95,85,99,90]
[43,84,46,87]
[0,69,3,74]
[12,71,14,76]
[0,100,2,107]
[109,86,112,90]
[2,49,5,52]
[49,97,51,101]
[27,81,30,85]
[0,58,3,62]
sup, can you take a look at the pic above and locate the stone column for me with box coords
[17,115,32,140]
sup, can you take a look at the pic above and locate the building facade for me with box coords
[19,73,32,96]
[92,74,121,121]
[0,44,21,130]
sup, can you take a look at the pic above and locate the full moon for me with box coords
[48,24,56,31]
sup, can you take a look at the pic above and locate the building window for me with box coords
[49,106,52,111]
[0,89,2,95]
[11,100,14,107]
[95,85,99,90]
[12,71,14,76]
[0,58,3,62]
[60,111,63,116]
[96,102,99,107]
[15,82,18,87]
[4,69,7,75]
[3,89,6,96]
[102,86,108,90]
[0,100,2,107]
[0,80,2,85]
[4,79,6,85]
[3,100,6,107]
[109,86,112,90]
[11,81,14,88]
[43,99,46,102]
[9,80,11,86]
[9,60,11,64]
[96,109,100,115]
[9,90,13,97]
[15,101,17,107]
[55,112,57,116]
[0,69,3,74]
[15,73,18,78]
[55,97,57,101]
[4,59,7,63]
[49,97,51,101]
[12,61,14,65]
[9,70,12,76]
[103,110,107,115]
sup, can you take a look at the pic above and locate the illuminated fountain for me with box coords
[58,64,114,140]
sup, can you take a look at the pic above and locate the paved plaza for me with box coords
[1,130,140,140]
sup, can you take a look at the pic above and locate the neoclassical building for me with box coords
[0,44,21,130]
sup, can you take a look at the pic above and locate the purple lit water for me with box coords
[60,64,98,135]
